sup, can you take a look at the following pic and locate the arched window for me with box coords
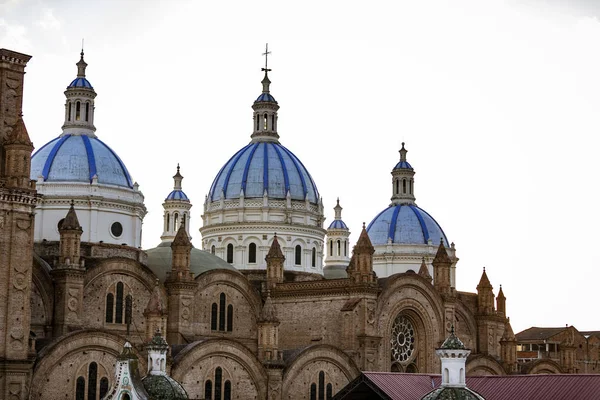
[326,383,333,400]
[100,377,109,398]
[344,241,347,256]
[125,294,133,325]
[205,380,213,400]
[166,213,170,232]
[402,179,406,194]
[396,179,399,194]
[443,368,449,384]
[85,102,90,122]
[248,243,257,263]
[409,179,413,194]
[115,282,124,324]
[310,383,317,400]
[219,293,226,331]
[271,115,275,131]
[211,245,216,254]
[256,115,260,131]
[460,368,465,384]
[226,244,233,264]
[211,303,218,331]
[87,362,97,400]
[311,247,316,267]
[75,376,85,400]
[263,113,268,130]
[329,240,333,256]
[227,304,233,332]
[337,240,341,256]
[76,101,81,121]
[295,245,302,265]
[215,367,223,400]
[105,293,114,323]
[318,371,325,400]
[182,213,186,228]
[122,395,131,400]
[68,102,72,122]
[174,213,179,231]
[224,380,231,400]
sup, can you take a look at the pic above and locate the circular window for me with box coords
[391,315,416,364]
[111,222,123,237]
[57,218,65,231]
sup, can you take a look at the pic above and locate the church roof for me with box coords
[328,219,348,229]
[68,77,93,88]
[166,189,189,201]
[31,134,134,188]
[142,375,189,400]
[367,204,448,246]
[208,141,320,203]
[515,326,571,342]
[393,160,413,170]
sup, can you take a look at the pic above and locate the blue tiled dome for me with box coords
[256,93,277,103]
[208,142,319,203]
[31,134,133,188]
[394,161,413,170]
[367,204,448,246]
[166,190,189,201]
[328,220,348,230]
[68,77,93,89]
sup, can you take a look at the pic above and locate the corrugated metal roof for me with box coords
[356,373,600,400]
[515,327,567,341]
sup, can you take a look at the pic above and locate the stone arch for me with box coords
[83,258,156,334]
[526,359,563,374]
[282,344,361,399]
[194,269,262,337]
[31,254,54,339]
[466,354,506,376]
[377,274,445,373]
[172,338,268,399]
[31,329,145,400]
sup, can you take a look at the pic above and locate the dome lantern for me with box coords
[161,164,192,244]
[251,43,280,143]
[62,50,97,136]
[390,142,416,205]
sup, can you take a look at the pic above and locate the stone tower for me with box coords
[0,48,38,400]
[432,240,453,296]
[52,202,86,336]
[347,224,376,284]
[266,234,285,290]
[324,198,351,278]
[161,164,192,244]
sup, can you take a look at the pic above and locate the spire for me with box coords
[497,284,506,316]
[259,293,279,323]
[477,267,492,289]
[6,114,33,147]
[476,267,495,315]
[354,223,375,255]
[172,218,191,248]
[418,257,432,282]
[433,239,452,264]
[399,142,407,162]
[266,234,285,289]
[334,198,342,220]
[390,143,416,205]
[261,42,272,93]
[251,44,280,143]
[60,200,82,232]
[266,234,285,260]
[76,49,87,77]
[173,163,183,190]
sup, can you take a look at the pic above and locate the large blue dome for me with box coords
[367,204,448,246]
[208,142,319,203]
[31,134,133,188]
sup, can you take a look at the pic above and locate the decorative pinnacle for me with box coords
[399,142,407,162]
[76,47,87,78]
[261,43,272,93]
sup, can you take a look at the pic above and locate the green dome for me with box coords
[142,375,189,400]
[145,243,238,282]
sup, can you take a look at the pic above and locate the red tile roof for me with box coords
[515,327,567,341]
[343,372,600,400]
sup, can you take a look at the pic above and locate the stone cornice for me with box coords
[0,187,40,206]
[201,223,326,236]
[271,279,379,298]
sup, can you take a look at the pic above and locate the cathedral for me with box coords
[0,47,579,400]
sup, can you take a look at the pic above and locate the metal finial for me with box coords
[81,38,84,57]
[177,163,180,173]
[262,43,272,73]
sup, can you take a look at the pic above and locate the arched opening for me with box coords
[295,245,302,265]
[391,363,402,372]
[215,367,223,399]
[329,240,333,257]
[219,293,226,331]
[311,247,316,267]
[443,368,449,384]
[326,383,333,400]
[248,243,257,263]
[406,363,418,373]
[76,101,81,121]
[68,102,72,122]
[271,115,275,131]
[105,293,114,323]
[224,380,232,400]
[227,304,233,332]
[125,294,133,325]
[85,102,90,122]
[211,245,216,254]
[409,179,413,194]
[211,303,218,330]
[402,179,406,194]
[344,240,347,256]
[318,371,325,400]
[121,394,131,400]
[166,213,170,232]
[390,313,417,370]
[226,244,233,264]
[87,362,97,400]
[256,114,260,131]
[310,383,317,400]
[174,213,179,231]
[115,282,124,324]
[460,368,465,384]
[75,376,85,400]
[263,113,268,130]
[205,380,213,400]
[99,377,109,398]
[395,179,399,194]
[337,240,341,256]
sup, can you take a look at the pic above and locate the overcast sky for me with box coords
[2,0,599,334]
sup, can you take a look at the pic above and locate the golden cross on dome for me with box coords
[262,43,272,72]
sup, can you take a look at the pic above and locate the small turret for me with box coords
[58,200,83,266]
[4,114,34,189]
[476,268,495,315]
[251,44,280,143]
[61,50,97,136]
[390,142,416,205]
[496,285,506,316]
[347,223,376,284]
[161,164,192,244]
[500,318,517,373]
[168,220,194,282]
[258,293,282,363]
[418,257,433,283]
[143,281,167,341]
[266,234,285,289]
[324,198,351,278]
[433,239,453,295]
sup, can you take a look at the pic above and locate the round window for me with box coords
[111,222,123,237]
[391,315,416,364]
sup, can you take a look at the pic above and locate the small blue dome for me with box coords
[394,161,413,170]
[328,220,348,230]
[166,190,189,201]
[256,93,277,103]
[208,142,319,203]
[68,77,93,89]
[367,204,448,246]
[31,134,133,188]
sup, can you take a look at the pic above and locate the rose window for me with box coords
[391,315,415,364]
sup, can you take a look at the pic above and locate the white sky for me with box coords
[2,0,599,334]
